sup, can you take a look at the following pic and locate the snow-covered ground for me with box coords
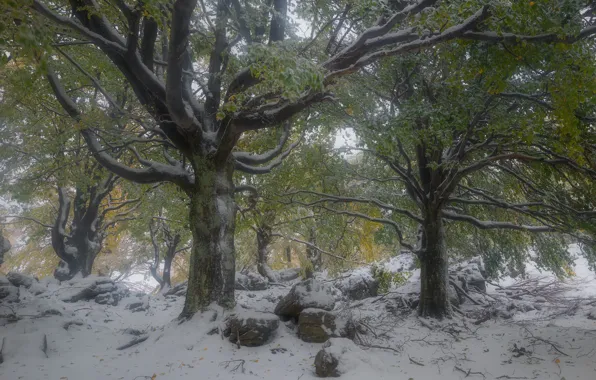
[1,255,595,380]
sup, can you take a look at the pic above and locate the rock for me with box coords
[41,308,63,317]
[235,271,268,291]
[0,284,19,303]
[0,276,10,287]
[334,272,378,300]
[95,292,117,306]
[314,338,377,377]
[587,308,596,320]
[60,277,117,302]
[126,296,149,312]
[298,308,353,343]
[274,268,301,282]
[95,283,129,306]
[450,260,486,293]
[7,272,37,288]
[274,279,338,318]
[163,282,187,297]
[28,282,47,296]
[225,311,279,347]
[63,319,85,330]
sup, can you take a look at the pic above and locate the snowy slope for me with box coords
[1,259,595,380]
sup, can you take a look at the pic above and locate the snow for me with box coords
[1,254,596,380]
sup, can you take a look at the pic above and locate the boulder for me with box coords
[0,276,10,287]
[274,279,338,318]
[451,260,486,292]
[126,295,150,312]
[587,308,596,320]
[235,271,268,291]
[60,277,117,302]
[334,272,379,300]
[226,311,279,346]
[314,338,377,377]
[0,283,19,303]
[274,268,301,282]
[298,308,353,343]
[7,272,37,289]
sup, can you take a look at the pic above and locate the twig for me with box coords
[41,334,48,358]
[450,280,482,305]
[116,335,149,350]
[409,355,425,366]
[520,325,570,357]
[220,359,245,373]
[0,337,5,364]
[358,343,400,353]
[496,376,528,379]
[454,365,486,378]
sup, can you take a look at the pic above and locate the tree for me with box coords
[0,88,141,279]
[292,35,596,317]
[6,0,596,317]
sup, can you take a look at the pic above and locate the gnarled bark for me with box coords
[418,214,451,319]
[182,158,236,317]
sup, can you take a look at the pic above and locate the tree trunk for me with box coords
[182,158,236,317]
[305,226,320,278]
[53,241,98,281]
[163,255,173,289]
[418,214,451,319]
[256,226,277,282]
[285,246,291,263]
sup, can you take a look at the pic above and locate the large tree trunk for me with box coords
[182,158,236,317]
[418,213,451,319]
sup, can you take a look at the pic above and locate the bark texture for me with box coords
[182,158,236,316]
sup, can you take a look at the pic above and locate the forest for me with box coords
[0,1,596,379]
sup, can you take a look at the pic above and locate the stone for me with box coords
[6,272,37,289]
[274,268,301,282]
[334,272,379,300]
[450,260,486,293]
[274,279,338,318]
[587,308,596,320]
[96,283,130,306]
[226,311,279,347]
[298,308,353,343]
[0,284,19,303]
[235,271,268,291]
[126,296,149,312]
[314,338,375,377]
[60,277,117,302]
[0,276,10,287]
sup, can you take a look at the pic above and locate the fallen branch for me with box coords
[116,335,149,350]
[220,359,245,373]
[450,280,482,306]
[408,355,425,366]
[41,334,48,358]
[454,365,486,378]
[0,337,5,364]
[496,376,528,379]
[520,325,570,357]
